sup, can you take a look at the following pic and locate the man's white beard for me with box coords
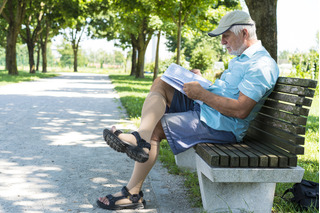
[228,43,248,56]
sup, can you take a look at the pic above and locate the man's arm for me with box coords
[183,81,257,119]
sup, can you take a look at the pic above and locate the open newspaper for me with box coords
[161,63,212,96]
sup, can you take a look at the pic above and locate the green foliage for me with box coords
[189,45,216,71]
[114,50,125,65]
[288,49,319,80]
[145,58,175,75]
[0,47,4,66]
[57,40,74,68]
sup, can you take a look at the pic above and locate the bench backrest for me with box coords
[244,77,318,155]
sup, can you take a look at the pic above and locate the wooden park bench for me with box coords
[174,77,318,212]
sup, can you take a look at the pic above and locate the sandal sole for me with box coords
[97,200,145,210]
[103,129,149,163]
[126,146,149,163]
[103,129,127,153]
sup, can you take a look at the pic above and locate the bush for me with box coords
[289,49,319,80]
[189,46,216,72]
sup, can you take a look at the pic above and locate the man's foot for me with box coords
[97,186,146,210]
[103,126,151,163]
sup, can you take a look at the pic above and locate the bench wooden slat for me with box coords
[238,143,269,167]
[264,99,309,116]
[231,144,258,167]
[224,144,249,167]
[246,127,305,154]
[268,92,313,107]
[214,144,239,167]
[277,77,318,88]
[259,107,308,125]
[253,114,305,135]
[196,143,220,166]
[207,144,229,167]
[244,139,289,167]
[250,139,298,167]
[250,120,305,144]
[243,141,279,167]
[274,84,315,97]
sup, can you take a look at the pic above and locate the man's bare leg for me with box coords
[98,79,174,206]
[111,78,175,153]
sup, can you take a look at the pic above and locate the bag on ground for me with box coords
[282,179,319,210]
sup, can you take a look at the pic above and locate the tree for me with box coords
[62,25,86,72]
[244,0,278,61]
[20,0,45,73]
[38,0,66,73]
[90,0,159,78]
[1,0,28,75]
[60,0,89,72]
[156,0,239,65]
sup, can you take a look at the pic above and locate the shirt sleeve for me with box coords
[238,56,278,102]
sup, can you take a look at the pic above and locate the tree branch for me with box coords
[0,0,7,15]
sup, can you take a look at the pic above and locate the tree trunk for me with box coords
[41,19,49,73]
[3,0,27,75]
[41,40,47,73]
[245,0,278,62]
[176,24,182,65]
[135,18,154,78]
[176,9,182,65]
[136,45,146,78]
[27,41,35,73]
[153,30,161,81]
[6,26,19,75]
[73,48,78,72]
[36,43,40,71]
[130,40,137,76]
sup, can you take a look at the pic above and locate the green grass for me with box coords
[108,73,319,212]
[0,69,59,86]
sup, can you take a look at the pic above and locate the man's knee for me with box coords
[151,77,166,91]
[151,77,174,106]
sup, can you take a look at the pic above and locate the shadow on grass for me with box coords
[0,70,58,86]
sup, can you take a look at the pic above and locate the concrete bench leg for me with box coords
[174,148,196,172]
[196,154,305,213]
[198,173,276,212]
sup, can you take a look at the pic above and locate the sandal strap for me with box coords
[103,186,143,206]
[131,131,151,150]
[114,130,123,136]
[121,186,143,204]
[105,194,127,205]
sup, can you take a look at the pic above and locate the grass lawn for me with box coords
[0,70,59,86]
[108,73,319,212]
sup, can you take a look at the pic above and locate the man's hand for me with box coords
[190,69,201,76]
[183,81,204,100]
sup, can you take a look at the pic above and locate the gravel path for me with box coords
[0,73,200,213]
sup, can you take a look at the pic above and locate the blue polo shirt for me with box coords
[200,41,279,141]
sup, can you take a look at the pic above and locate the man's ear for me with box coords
[243,28,249,39]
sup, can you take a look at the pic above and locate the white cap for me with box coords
[208,10,254,37]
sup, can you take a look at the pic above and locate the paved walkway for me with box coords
[0,73,200,213]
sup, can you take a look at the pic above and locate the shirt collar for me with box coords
[240,40,262,59]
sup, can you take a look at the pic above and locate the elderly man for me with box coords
[97,10,279,210]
